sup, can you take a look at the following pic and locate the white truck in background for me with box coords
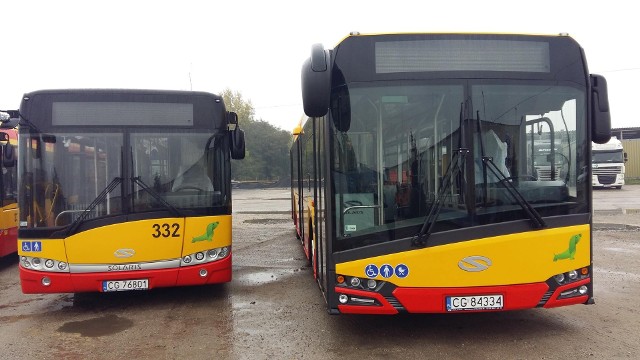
[592,136,627,189]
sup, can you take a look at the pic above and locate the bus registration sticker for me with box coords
[102,279,149,292]
[446,295,503,311]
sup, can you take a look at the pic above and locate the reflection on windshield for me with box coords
[131,133,224,212]
[331,83,588,250]
[19,131,228,229]
[592,151,624,163]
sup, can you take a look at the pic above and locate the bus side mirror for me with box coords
[230,128,245,160]
[227,112,245,160]
[301,44,330,118]
[2,143,15,167]
[624,152,628,162]
[590,74,611,144]
[0,133,14,168]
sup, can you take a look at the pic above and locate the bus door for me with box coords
[334,96,382,237]
[312,117,326,292]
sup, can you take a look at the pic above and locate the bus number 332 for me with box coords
[151,223,180,238]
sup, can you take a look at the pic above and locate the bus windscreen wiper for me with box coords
[65,177,123,236]
[132,176,184,217]
[475,110,546,230]
[412,147,468,248]
[413,103,469,248]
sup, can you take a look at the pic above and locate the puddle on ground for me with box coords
[57,314,133,337]
[237,271,279,285]
[235,268,301,286]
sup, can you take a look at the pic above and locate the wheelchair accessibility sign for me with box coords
[21,241,42,252]
[364,263,409,279]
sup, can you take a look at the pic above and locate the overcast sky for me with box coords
[2,0,638,130]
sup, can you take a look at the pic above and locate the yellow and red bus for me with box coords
[0,111,18,258]
[292,33,611,314]
[12,89,245,293]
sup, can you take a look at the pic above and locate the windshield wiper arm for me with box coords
[65,177,123,236]
[413,102,469,248]
[412,147,468,247]
[132,176,184,217]
[475,110,545,229]
[481,157,546,229]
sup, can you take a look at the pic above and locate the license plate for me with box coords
[446,294,503,311]
[102,279,149,292]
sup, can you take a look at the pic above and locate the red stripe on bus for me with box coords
[19,255,231,294]
[393,283,549,313]
[542,278,591,309]
[336,287,399,315]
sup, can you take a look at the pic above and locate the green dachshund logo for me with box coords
[553,234,582,261]
[192,222,219,243]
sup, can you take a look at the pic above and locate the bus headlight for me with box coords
[338,294,349,304]
[19,256,69,273]
[367,279,377,289]
[350,277,361,287]
[181,246,231,267]
[568,270,578,280]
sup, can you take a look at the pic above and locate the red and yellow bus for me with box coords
[12,89,245,293]
[292,33,611,314]
[0,111,18,258]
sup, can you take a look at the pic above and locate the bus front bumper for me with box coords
[336,278,591,314]
[19,255,232,294]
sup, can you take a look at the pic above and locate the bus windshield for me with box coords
[332,82,586,249]
[20,129,229,229]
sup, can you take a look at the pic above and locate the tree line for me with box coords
[221,89,292,182]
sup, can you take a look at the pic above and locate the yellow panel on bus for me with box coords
[18,238,67,260]
[182,215,232,255]
[336,224,590,287]
[60,215,231,264]
[1,203,18,228]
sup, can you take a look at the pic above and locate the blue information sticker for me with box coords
[380,264,394,278]
[365,264,379,278]
[395,264,409,278]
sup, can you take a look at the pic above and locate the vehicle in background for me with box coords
[592,136,626,189]
[0,110,18,258]
[527,119,572,183]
